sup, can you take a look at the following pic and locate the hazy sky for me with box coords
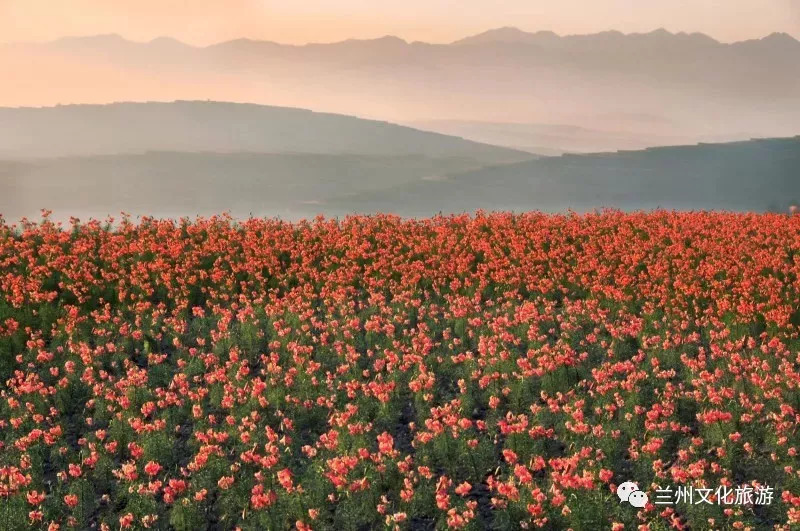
[1,0,798,45]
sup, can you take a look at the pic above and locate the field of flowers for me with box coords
[1,211,800,530]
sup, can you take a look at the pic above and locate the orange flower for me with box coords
[455,482,472,496]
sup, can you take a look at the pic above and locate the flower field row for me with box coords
[1,211,799,530]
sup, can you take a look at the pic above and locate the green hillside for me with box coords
[331,137,800,215]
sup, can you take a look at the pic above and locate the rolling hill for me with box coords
[2,136,798,222]
[0,151,522,222]
[0,101,532,162]
[329,137,800,216]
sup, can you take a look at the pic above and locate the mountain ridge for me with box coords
[3,27,799,143]
[15,26,798,49]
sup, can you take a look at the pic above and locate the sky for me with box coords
[1,0,799,45]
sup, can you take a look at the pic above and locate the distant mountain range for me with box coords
[3,28,799,149]
[30,26,800,67]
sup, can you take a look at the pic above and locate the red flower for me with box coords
[26,490,45,505]
[143,461,162,477]
[119,513,134,529]
[67,464,81,478]
[377,432,394,455]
